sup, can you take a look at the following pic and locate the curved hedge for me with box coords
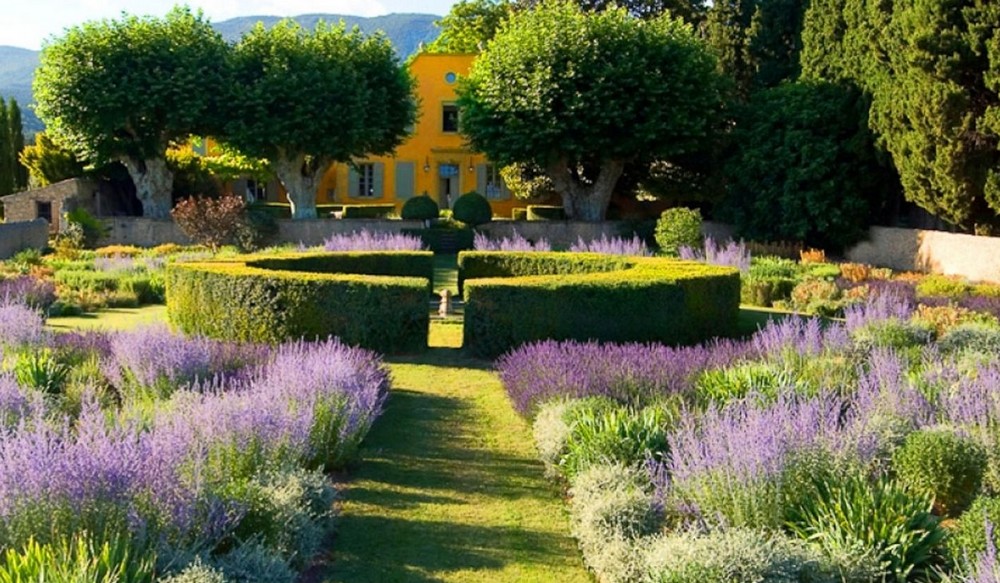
[459,251,740,358]
[167,251,433,353]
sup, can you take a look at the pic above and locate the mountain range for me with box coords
[0,13,442,137]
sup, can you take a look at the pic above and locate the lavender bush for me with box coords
[0,302,47,352]
[0,276,56,311]
[679,238,751,273]
[322,230,424,252]
[473,231,552,252]
[569,234,650,256]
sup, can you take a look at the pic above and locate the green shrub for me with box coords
[947,496,1000,567]
[167,251,431,353]
[161,559,226,583]
[939,323,1000,355]
[209,542,295,583]
[340,204,395,219]
[803,262,842,280]
[785,470,948,582]
[512,208,528,220]
[742,276,798,307]
[788,279,843,315]
[693,361,808,406]
[65,207,109,249]
[54,269,121,293]
[0,532,156,583]
[532,397,618,480]
[235,204,280,252]
[452,191,493,226]
[892,427,987,517]
[12,349,69,395]
[643,528,872,583]
[400,195,439,221]
[851,319,935,351]
[654,207,702,256]
[527,205,566,221]
[569,463,660,583]
[460,252,741,358]
[916,275,972,299]
[560,404,674,479]
[749,256,801,279]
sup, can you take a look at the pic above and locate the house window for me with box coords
[442,104,459,133]
[484,165,505,200]
[356,164,377,197]
[35,201,52,223]
[245,179,266,202]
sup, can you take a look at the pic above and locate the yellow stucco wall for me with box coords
[311,53,527,218]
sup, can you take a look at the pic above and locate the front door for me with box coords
[438,163,460,209]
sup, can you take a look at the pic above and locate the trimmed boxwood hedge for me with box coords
[459,251,740,358]
[527,205,566,220]
[167,251,433,353]
[340,204,396,219]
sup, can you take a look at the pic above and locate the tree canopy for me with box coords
[33,7,229,218]
[516,0,706,23]
[426,0,512,53]
[457,1,722,221]
[225,21,416,219]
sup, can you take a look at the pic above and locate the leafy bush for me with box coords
[948,496,1000,566]
[171,194,247,251]
[526,205,565,220]
[167,252,431,352]
[460,252,740,358]
[789,279,843,315]
[741,275,797,307]
[654,207,702,256]
[750,256,801,279]
[66,207,109,249]
[840,262,873,283]
[917,275,972,299]
[892,427,987,517]
[235,204,280,252]
[400,195,439,221]
[785,471,948,581]
[560,403,673,479]
[568,463,660,583]
[452,191,493,226]
[851,319,935,351]
[938,323,1000,355]
[915,304,999,336]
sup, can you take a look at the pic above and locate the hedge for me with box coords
[527,205,566,221]
[340,204,396,219]
[512,208,528,221]
[167,251,432,353]
[459,251,740,358]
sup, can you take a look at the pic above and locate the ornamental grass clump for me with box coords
[322,229,425,252]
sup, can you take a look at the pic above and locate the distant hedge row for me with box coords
[459,251,740,358]
[167,251,433,353]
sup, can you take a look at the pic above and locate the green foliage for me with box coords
[166,146,222,200]
[720,81,890,250]
[167,252,431,353]
[0,101,10,196]
[34,7,230,217]
[526,205,565,221]
[501,163,557,201]
[800,0,1000,232]
[340,204,396,219]
[654,207,702,256]
[452,191,493,226]
[785,470,948,582]
[916,275,972,299]
[938,323,1000,356]
[851,320,935,351]
[694,361,808,406]
[459,251,740,358]
[568,463,660,583]
[947,496,1000,567]
[226,20,416,219]
[741,275,797,307]
[400,195,440,221]
[426,0,511,53]
[0,532,156,583]
[560,404,674,479]
[458,1,724,221]
[18,132,86,188]
[65,208,109,249]
[532,397,618,479]
[892,428,987,518]
[12,349,69,395]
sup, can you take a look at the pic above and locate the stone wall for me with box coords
[99,218,192,247]
[0,179,98,232]
[0,220,49,259]
[846,226,1000,283]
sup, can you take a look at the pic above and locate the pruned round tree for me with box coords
[224,21,417,219]
[457,1,723,221]
[33,7,229,218]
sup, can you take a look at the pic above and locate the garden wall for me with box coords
[0,219,49,259]
[846,226,1000,283]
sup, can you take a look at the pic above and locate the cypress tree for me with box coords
[8,99,27,190]
[0,101,12,196]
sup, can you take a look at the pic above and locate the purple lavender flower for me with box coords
[0,275,56,311]
[965,520,1000,583]
[94,255,139,273]
[750,316,850,358]
[679,238,751,273]
[323,230,424,252]
[0,374,44,427]
[103,325,218,393]
[0,302,46,351]
[473,231,552,252]
[569,234,650,256]
[844,289,916,332]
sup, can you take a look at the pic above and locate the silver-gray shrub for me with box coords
[939,323,1000,357]
[569,463,661,583]
[641,527,880,583]
[160,558,227,583]
[208,541,296,583]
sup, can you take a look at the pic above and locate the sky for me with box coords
[2,0,456,50]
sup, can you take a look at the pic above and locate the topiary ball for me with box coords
[452,191,493,226]
[400,195,440,221]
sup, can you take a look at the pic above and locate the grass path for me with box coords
[324,323,591,582]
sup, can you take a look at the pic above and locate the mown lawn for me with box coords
[46,304,168,331]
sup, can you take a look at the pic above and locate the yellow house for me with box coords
[245,52,526,218]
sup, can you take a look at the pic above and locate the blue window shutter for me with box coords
[476,164,487,196]
[374,163,385,197]
[348,167,360,198]
[395,162,415,200]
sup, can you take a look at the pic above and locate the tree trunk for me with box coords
[546,158,626,222]
[273,152,332,220]
[120,157,174,218]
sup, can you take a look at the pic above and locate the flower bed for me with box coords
[0,300,388,579]
[500,291,1000,582]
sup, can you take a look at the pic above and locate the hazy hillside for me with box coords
[0,13,442,137]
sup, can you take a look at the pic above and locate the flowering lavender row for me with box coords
[473,231,552,252]
[568,234,650,256]
[322,230,425,252]
[0,275,56,311]
[679,237,751,273]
